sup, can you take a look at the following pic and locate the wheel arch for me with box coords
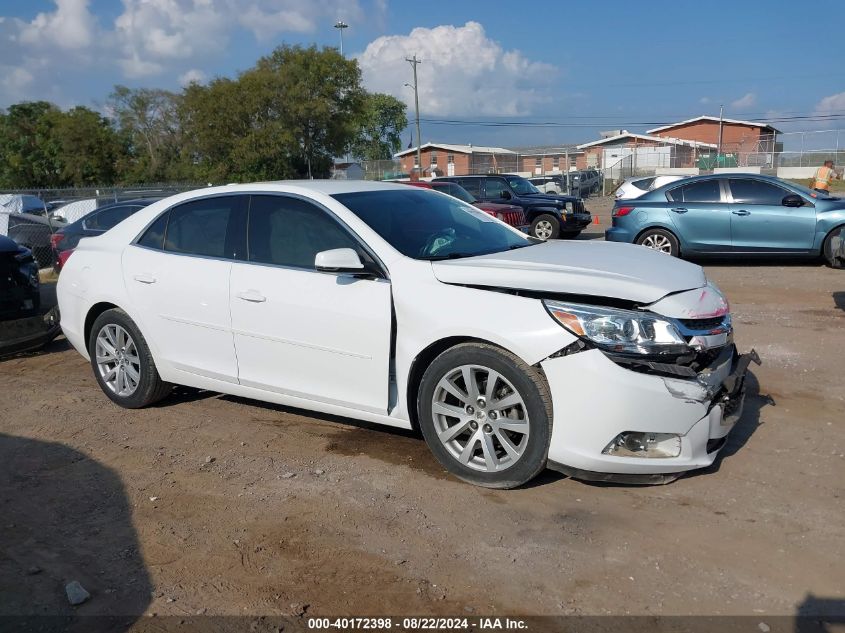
[820,222,845,256]
[633,224,683,254]
[84,301,120,348]
[405,336,542,433]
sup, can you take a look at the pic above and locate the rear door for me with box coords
[665,179,732,252]
[726,178,816,252]
[122,195,246,383]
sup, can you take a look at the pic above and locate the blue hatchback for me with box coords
[605,174,845,267]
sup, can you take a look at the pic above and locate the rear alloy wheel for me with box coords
[417,343,552,488]
[88,308,171,408]
[531,214,560,240]
[637,229,679,256]
[823,226,845,269]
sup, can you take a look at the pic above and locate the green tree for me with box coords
[349,93,407,161]
[51,106,121,186]
[109,85,183,182]
[181,44,365,181]
[0,101,62,188]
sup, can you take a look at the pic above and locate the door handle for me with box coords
[237,290,266,303]
[671,207,688,214]
[133,273,156,284]
[732,210,750,216]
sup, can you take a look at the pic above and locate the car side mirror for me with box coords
[315,248,365,273]
[782,194,804,208]
[500,190,512,200]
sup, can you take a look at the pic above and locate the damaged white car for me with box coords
[57,181,759,488]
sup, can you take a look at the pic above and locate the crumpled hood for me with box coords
[431,241,707,305]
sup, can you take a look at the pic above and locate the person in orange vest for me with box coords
[812,160,840,194]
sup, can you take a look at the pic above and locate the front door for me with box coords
[122,195,247,383]
[726,178,817,252]
[665,179,732,252]
[229,195,392,414]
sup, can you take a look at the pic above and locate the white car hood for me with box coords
[431,241,708,305]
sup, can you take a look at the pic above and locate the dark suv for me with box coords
[434,174,591,240]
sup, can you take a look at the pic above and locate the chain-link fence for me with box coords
[1,183,207,270]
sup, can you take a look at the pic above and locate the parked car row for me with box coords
[434,174,592,240]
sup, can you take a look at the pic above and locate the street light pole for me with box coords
[716,104,724,165]
[405,54,422,177]
[334,20,348,57]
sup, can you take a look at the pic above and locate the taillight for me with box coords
[57,249,73,270]
[612,206,634,218]
[50,232,65,249]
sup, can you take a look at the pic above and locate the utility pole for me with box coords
[716,104,724,166]
[406,54,422,177]
[334,21,348,57]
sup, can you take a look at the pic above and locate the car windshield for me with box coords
[506,177,541,195]
[333,189,532,260]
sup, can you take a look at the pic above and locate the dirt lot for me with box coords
[1,199,843,624]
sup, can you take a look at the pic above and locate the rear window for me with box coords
[668,180,722,203]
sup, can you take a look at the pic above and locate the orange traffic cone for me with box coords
[593,215,600,225]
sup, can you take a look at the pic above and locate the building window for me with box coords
[570,155,577,167]
[447,154,454,164]
[553,156,559,169]
[430,151,438,166]
[535,157,542,167]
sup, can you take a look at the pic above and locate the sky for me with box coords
[1,0,844,150]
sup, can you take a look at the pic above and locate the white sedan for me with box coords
[615,175,687,200]
[58,181,757,487]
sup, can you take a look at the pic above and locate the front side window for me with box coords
[333,189,531,260]
[247,195,360,270]
[505,176,541,196]
[728,179,789,205]
[484,178,509,199]
[669,180,722,204]
[164,196,245,258]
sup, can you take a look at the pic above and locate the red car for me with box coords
[404,181,528,231]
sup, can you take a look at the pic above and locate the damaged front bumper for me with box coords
[541,344,760,484]
[0,306,61,357]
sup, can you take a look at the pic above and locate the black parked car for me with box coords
[5,212,66,269]
[0,234,59,356]
[52,198,161,271]
[434,174,591,240]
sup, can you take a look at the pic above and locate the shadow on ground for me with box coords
[0,433,151,630]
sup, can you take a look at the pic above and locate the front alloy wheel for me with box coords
[417,343,552,488]
[432,364,530,473]
[95,324,141,397]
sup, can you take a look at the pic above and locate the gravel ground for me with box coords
[1,198,843,622]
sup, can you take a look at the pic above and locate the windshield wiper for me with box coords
[423,252,477,261]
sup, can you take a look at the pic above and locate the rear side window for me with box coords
[86,205,139,231]
[458,178,481,196]
[484,178,508,198]
[164,196,246,258]
[137,213,168,250]
[728,179,789,205]
[669,180,722,204]
[633,177,655,191]
[246,195,360,270]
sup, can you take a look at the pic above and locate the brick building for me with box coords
[394,143,518,177]
[647,116,781,155]
[576,132,715,170]
[516,146,586,174]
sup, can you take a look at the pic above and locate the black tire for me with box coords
[822,226,845,269]
[530,214,561,240]
[560,230,582,239]
[88,308,171,408]
[417,343,553,489]
[636,228,680,257]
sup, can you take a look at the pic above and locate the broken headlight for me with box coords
[543,300,688,356]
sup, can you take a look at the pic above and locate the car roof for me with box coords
[251,179,411,194]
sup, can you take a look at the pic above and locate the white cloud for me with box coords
[179,68,207,86]
[815,91,845,114]
[699,96,710,104]
[18,0,95,50]
[730,92,756,110]
[357,21,556,118]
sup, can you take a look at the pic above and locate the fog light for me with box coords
[602,432,681,458]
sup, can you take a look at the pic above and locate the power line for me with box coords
[409,113,845,128]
